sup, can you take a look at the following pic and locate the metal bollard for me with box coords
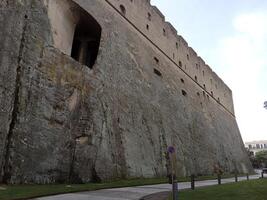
[191,175,195,190]
[218,174,221,185]
[172,180,178,200]
[235,172,238,182]
[246,173,249,180]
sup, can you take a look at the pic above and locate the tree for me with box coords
[255,150,267,168]
[246,148,260,168]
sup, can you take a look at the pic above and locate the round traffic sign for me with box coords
[167,146,175,154]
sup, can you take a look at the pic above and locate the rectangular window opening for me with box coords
[154,68,162,77]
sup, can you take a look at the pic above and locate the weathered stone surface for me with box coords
[0,0,252,184]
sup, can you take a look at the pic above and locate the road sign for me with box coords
[168,146,175,154]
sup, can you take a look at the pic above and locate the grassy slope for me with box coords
[170,179,267,200]
[0,178,168,200]
[0,174,254,200]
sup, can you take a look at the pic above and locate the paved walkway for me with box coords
[34,175,260,200]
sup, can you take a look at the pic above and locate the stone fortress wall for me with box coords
[107,0,235,115]
[48,0,234,116]
[0,0,252,184]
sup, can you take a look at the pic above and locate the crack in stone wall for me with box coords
[0,4,29,182]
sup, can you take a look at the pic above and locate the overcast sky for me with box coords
[151,0,267,142]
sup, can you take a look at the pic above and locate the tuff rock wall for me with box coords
[0,0,252,184]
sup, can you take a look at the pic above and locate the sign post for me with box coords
[168,146,178,200]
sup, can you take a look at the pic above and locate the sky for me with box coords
[150,0,267,142]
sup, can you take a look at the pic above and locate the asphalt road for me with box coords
[33,174,260,200]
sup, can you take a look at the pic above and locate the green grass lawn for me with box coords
[0,174,254,200]
[0,178,169,200]
[169,179,267,200]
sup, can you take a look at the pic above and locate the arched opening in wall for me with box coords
[203,84,206,89]
[194,75,198,82]
[163,28,166,36]
[211,91,214,96]
[71,10,102,69]
[120,5,126,16]
[154,57,159,64]
[179,61,182,68]
[182,90,187,96]
[154,68,162,77]
[148,12,151,21]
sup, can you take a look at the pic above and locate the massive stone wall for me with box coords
[105,0,234,115]
[0,0,252,184]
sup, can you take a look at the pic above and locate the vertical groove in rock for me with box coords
[2,16,28,184]
[68,140,77,183]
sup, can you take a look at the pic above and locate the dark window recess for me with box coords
[176,42,178,49]
[203,91,205,97]
[202,70,205,76]
[195,75,198,82]
[203,84,206,89]
[197,92,200,96]
[148,12,151,21]
[173,53,175,59]
[71,12,102,69]
[120,5,126,15]
[181,78,184,83]
[154,68,162,77]
[146,24,149,30]
[179,61,182,67]
[163,28,166,36]
[154,57,159,64]
[211,91,213,96]
[217,97,220,102]
[182,90,187,96]
[187,54,189,60]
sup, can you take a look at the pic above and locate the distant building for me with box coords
[245,140,267,155]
